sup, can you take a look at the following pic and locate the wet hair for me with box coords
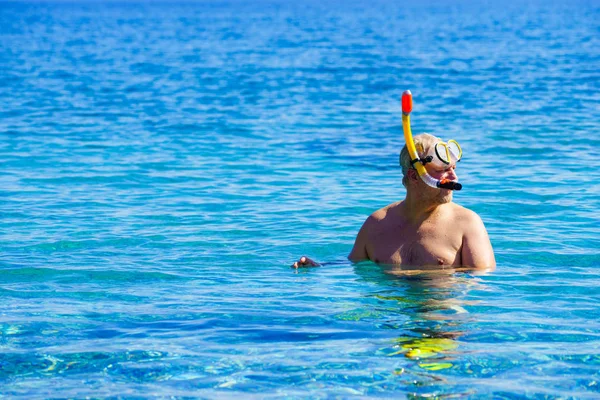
[399,133,440,187]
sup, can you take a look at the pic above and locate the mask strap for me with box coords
[410,155,433,167]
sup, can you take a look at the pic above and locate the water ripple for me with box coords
[1,0,599,398]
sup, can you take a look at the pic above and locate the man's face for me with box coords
[422,162,459,203]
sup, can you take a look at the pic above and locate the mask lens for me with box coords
[434,143,451,164]
[447,140,462,162]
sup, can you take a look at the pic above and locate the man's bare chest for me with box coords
[367,223,462,267]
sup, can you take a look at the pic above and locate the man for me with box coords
[293,133,496,271]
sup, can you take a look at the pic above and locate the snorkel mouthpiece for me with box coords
[438,180,462,191]
[401,90,462,191]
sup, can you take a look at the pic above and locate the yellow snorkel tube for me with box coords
[401,90,462,191]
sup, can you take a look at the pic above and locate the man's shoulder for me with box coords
[368,201,402,223]
[446,203,485,231]
[365,201,402,227]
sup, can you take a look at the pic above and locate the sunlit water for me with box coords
[1,0,599,397]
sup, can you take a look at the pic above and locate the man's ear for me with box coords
[408,169,419,183]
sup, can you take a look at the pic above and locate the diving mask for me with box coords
[417,139,462,169]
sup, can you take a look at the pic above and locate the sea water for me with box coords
[1,0,599,397]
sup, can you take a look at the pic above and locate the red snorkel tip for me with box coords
[402,90,413,114]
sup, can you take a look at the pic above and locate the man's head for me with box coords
[399,133,459,203]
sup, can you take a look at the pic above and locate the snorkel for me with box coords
[401,90,462,191]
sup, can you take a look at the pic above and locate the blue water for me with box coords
[1,0,599,397]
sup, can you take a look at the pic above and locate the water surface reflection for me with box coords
[354,262,490,394]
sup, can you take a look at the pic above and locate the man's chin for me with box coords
[438,190,453,203]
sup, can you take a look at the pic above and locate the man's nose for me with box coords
[447,167,458,180]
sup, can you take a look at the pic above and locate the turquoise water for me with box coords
[1,0,599,397]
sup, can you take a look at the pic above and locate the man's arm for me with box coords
[461,211,496,271]
[348,218,371,263]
